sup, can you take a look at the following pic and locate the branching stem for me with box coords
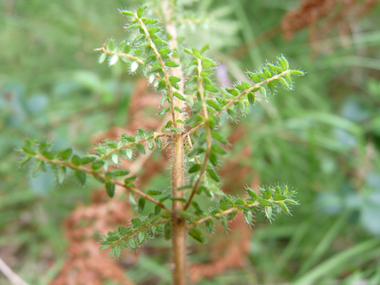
[94,44,144,65]
[188,199,277,228]
[99,133,170,161]
[137,17,177,128]
[182,70,291,139]
[184,59,211,211]
[32,154,170,211]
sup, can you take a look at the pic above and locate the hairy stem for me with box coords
[94,44,144,65]
[31,154,170,211]
[184,59,211,211]
[162,1,187,284]
[187,199,277,228]
[137,17,177,128]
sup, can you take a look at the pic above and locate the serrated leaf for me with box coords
[99,53,107,63]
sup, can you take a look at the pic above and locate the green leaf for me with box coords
[174,106,182,113]
[164,223,172,240]
[165,60,180,67]
[125,176,137,184]
[169,76,181,89]
[92,160,104,170]
[137,5,146,18]
[124,44,131,54]
[220,199,228,211]
[106,182,115,198]
[157,80,167,91]
[153,39,168,46]
[221,216,228,230]
[227,108,236,121]
[81,155,97,165]
[136,144,146,154]
[185,76,197,88]
[173,92,186,101]
[206,168,220,182]
[121,10,135,17]
[147,190,162,195]
[188,227,205,243]
[191,100,203,116]
[204,85,219,93]
[206,100,222,111]
[248,92,255,105]
[212,132,228,145]
[32,160,44,178]
[71,155,81,166]
[145,54,157,66]
[158,107,170,115]
[247,188,259,200]
[206,220,214,233]
[209,152,217,166]
[138,197,146,213]
[57,166,66,184]
[155,138,162,149]
[148,140,154,150]
[128,237,137,250]
[107,39,115,51]
[227,211,237,221]
[225,88,239,96]
[58,148,72,161]
[244,211,252,225]
[211,144,226,155]
[200,44,210,54]
[106,170,130,178]
[19,156,31,168]
[189,164,201,173]
[75,170,86,186]
[137,231,146,244]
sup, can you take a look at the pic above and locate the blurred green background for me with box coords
[1,0,380,284]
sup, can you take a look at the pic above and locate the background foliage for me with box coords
[1,0,380,284]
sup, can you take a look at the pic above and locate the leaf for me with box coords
[128,237,137,250]
[138,197,146,213]
[107,39,115,51]
[188,227,205,243]
[206,168,220,182]
[106,182,115,198]
[57,166,66,184]
[248,92,255,105]
[92,160,104,170]
[126,149,133,160]
[112,154,119,165]
[185,76,197,88]
[19,156,31,168]
[157,80,167,91]
[211,144,226,154]
[32,160,44,178]
[227,108,236,121]
[244,211,252,225]
[148,140,154,150]
[147,190,162,195]
[173,92,186,101]
[81,155,97,165]
[200,44,210,54]
[189,164,201,173]
[124,44,131,54]
[221,216,228,230]
[165,60,180,67]
[136,144,146,154]
[138,231,146,244]
[121,10,135,17]
[109,55,119,66]
[59,148,73,161]
[71,155,81,166]
[158,107,170,115]
[227,211,237,221]
[206,100,222,111]
[75,170,86,186]
[220,199,228,211]
[131,61,139,72]
[204,85,219,93]
[212,132,228,145]
[206,220,214,233]
[225,88,239,96]
[106,170,130,178]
